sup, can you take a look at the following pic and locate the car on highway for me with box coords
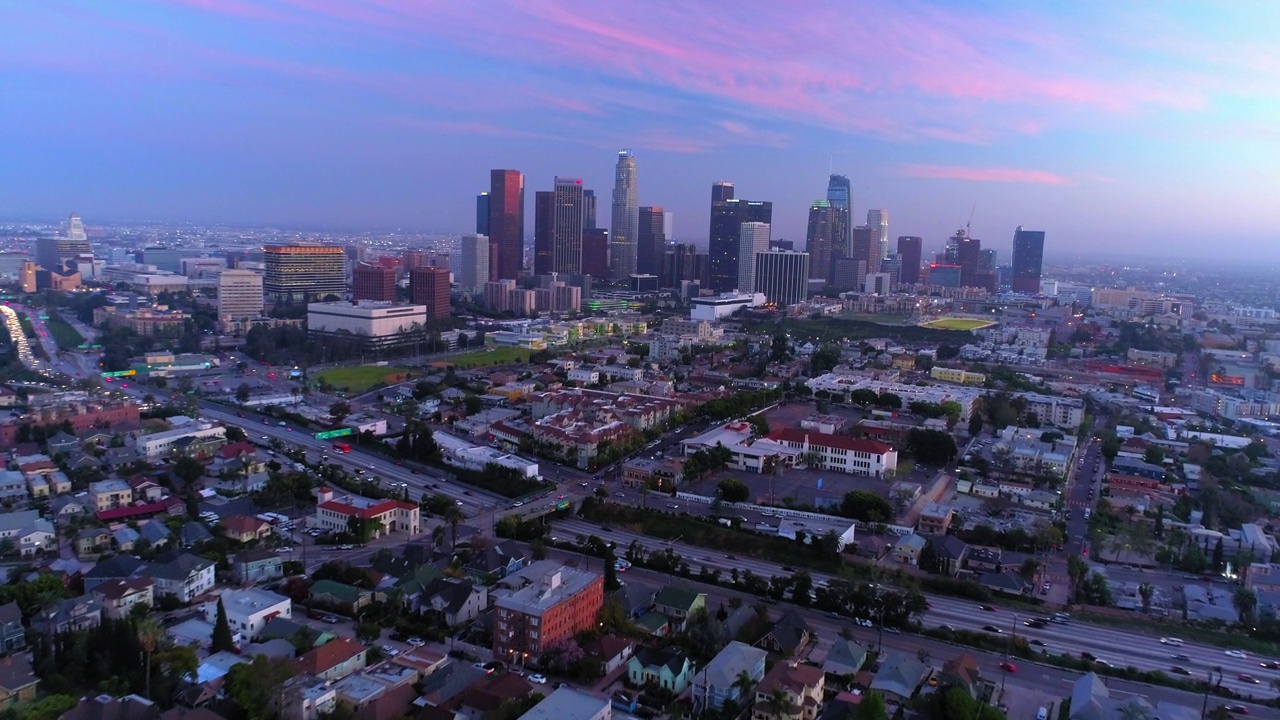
[1172,654,1192,662]
[999,662,1017,673]
[513,501,523,507]
[1259,661,1280,669]
[1029,639,1045,647]
[1225,649,1248,659]
[1170,666,1191,675]
[1159,637,1184,646]
[1080,651,1097,661]
[1217,704,1249,715]
[978,605,996,612]
[1024,619,1046,628]
[528,673,547,685]
[1237,673,1260,684]
[982,625,1001,633]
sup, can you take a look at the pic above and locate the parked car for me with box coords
[406,637,426,647]
[321,615,340,624]
[528,673,547,684]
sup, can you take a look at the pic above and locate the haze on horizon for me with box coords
[3,1,1280,259]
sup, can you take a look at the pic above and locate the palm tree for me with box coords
[767,688,790,720]
[1232,586,1257,625]
[442,506,466,548]
[1138,583,1154,614]
[136,618,165,700]
[731,669,756,704]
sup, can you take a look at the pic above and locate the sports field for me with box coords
[314,365,412,392]
[918,317,997,331]
[432,346,532,369]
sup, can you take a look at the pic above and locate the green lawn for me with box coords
[46,316,85,351]
[434,346,532,369]
[314,365,412,392]
[919,317,997,331]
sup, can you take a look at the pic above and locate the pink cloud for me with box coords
[896,164,1072,185]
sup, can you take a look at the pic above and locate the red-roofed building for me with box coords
[219,441,258,459]
[220,515,273,543]
[295,637,367,681]
[766,428,898,477]
[96,497,182,523]
[315,497,420,538]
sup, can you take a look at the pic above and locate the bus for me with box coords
[333,441,350,453]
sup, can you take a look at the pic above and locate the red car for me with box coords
[999,662,1017,673]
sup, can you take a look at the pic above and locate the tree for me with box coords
[329,400,352,424]
[1138,582,1154,614]
[770,333,791,363]
[136,617,165,699]
[747,414,770,437]
[442,505,466,548]
[236,383,251,403]
[903,428,958,466]
[917,538,940,574]
[810,344,841,374]
[1212,537,1225,572]
[172,454,206,485]
[1233,586,1257,624]
[874,392,902,410]
[225,655,298,720]
[717,478,750,503]
[839,490,894,523]
[968,413,984,437]
[1018,558,1041,583]
[855,691,888,720]
[225,425,247,442]
[603,545,620,592]
[211,598,235,653]
[1144,445,1166,466]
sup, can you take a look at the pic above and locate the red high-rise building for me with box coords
[352,262,396,302]
[487,169,524,281]
[409,266,451,320]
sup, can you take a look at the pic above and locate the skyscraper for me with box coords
[1011,227,1046,293]
[458,233,490,293]
[867,209,889,260]
[409,266,451,320]
[582,189,597,231]
[850,226,880,281]
[805,200,835,281]
[755,249,810,306]
[608,149,638,280]
[581,228,609,279]
[217,269,263,324]
[637,206,666,276]
[476,193,490,236]
[954,231,982,288]
[263,244,346,302]
[897,236,923,285]
[826,175,852,260]
[552,177,585,274]
[36,213,94,271]
[709,189,772,293]
[533,191,554,276]
[737,222,771,293]
[979,249,998,272]
[661,243,707,288]
[352,262,396,301]
[487,170,524,281]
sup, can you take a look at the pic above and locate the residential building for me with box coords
[1068,672,1196,720]
[930,366,987,386]
[91,577,155,620]
[0,604,24,654]
[693,641,768,711]
[32,594,102,635]
[869,651,929,705]
[419,578,487,626]
[917,504,954,535]
[89,479,133,511]
[352,263,396,302]
[232,548,285,584]
[206,588,291,640]
[308,579,375,614]
[279,674,338,720]
[220,515,272,543]
[0,655,38,711]
[750,661,824,720]
[821,639,867,677]
[295,637,368,682]
[314,496,420,537]
[517,687,610,720]
[757,612,811,657]
[264,245,346,302]
[492,563,603,663]
[627,647,694,694]
[147,553,216,603]
[652,587,705,632]
[893,534,927,565]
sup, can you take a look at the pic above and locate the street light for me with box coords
[1200,665,1223,719]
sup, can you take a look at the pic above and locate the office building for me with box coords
[850,226,880,279]
[830,257,864,292]
[264,245,346,303]
[637,206,666,276]
[307,301,430,351]
[409,266,451,320]
[630,274,659,292]
[217,269,263,325]
[458,233,490,293]
[878,255,902,288]
[736,222,771,293]
[805,200,835,282]
[139,247,202,274]
[476,192,490,235]
[897,236,922,284]
[661,243,708,288]
[36,216,94,272]
[951,231,982,288]
[553,177,585,274]
[754,249,809,306]
[493,563,603,661]
[867,209,889,261]
[402,249,427,269]
[205,588,292,639]
[826,175,852,260]
[663,211,674,241]
[352,262,396,302]
[581,229,608,279]
[928,264,962,288]
[864,272,892,295]
[771,239,794,251]
[487,169,525,281]
[709,188,772,293]
[609,150,638,280]
[581,189,596,231]
[533,191,554,276]
[1011,227,1046,293]
[979,248,998,272]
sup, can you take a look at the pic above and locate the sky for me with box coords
[3,1,1280,260]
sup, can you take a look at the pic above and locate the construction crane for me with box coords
[965,202,977,238]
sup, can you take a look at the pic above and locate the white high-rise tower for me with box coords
[736,221,771,293]
[867,209,889,260]
[608,149,638,280]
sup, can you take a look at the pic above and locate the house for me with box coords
[612,580,658,619]
[113,527,142,552]
[892,534,927,566]
[634,612,670,637]
[232,548,285,585]
[75,527,113,559]
[220,515,272,544]
[821,639,867,677]
[869,651,930,704]
[652,586,706,632]
[92,577,155,620]
[294,637,367,681]
[757,611,811,657]
[82,554,145,592]
[17,520,55,557]
[89,479,134,512]
[50,495,89,523]
[46,431,81,456]
[926,535,970,577]
[581,635,635,674]
[693,641,768,712]
[0,472,28,504]
[179,522,213,547]
[0,655,38,710]
[1068,671,1198,720]
[147,552,217,603]
[128,476,167,503]
[462,540,528,581]
[458,672,536,720]
[308,580,374,615]
[979,572,1028,596]
[0,603,25,654]
[627,647,695,694]
[419,578,487,626]
[60,695,160,720]
[138,521,173,548]
[32,594,102,635]
[516,687,611,720]
[207,588,292,640]
[279,674,337,720]
[938,653,983,698]
[966,547,1002,573]
[749,661,825,720]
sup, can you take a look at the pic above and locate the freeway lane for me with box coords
[554,517,1280,701]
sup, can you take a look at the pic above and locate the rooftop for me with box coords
[494,563,600,617]
[517,687,610,720]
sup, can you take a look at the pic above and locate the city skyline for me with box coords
[4,3,1280,258]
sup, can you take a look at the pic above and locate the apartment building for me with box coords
[493,563,603,664]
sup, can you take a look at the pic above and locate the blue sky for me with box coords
[2,1,1279,260]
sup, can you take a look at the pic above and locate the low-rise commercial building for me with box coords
[205,588,292,640]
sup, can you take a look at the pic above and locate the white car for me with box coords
[1160,637,1184,646]
[528,673,547,685]
[1225,649,1248,659]
[406,637,426,647]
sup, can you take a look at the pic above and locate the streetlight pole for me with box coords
[1200,666,1223,719]
[1001,612,1018,698]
